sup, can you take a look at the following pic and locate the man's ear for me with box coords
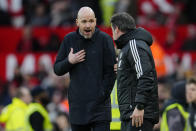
[115,27,119,33]
[76,19,79,26]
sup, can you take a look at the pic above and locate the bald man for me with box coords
[54,7,116,131]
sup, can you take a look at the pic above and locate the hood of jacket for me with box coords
[115,27,153,49]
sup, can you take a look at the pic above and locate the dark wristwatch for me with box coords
[136,104,144,110]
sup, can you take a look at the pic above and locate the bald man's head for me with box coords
[16,87,32,104]
[77,7,95,19]
[76,7,96,39]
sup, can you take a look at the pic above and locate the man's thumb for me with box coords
[70,48,73,54]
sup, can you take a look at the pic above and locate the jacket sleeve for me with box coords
[102,36,116,99]
[128,43,155,105]
[53,37,74,76]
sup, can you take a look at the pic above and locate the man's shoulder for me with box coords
[97,30,112,39]
[63,31,77,40]
[134,39,151,51]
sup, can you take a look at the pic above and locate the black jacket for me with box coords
[54,28,116,124]
[115,28,159,124]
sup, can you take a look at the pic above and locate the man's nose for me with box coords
[85,22,90,27]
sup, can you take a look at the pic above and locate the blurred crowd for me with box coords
[0,58,71,130]
[0,0,195,27]
[0,0,196,131]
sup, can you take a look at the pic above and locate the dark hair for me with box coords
[187,77,196,85]
[110,12,136,32]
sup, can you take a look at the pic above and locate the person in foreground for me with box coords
[0,87,32,131]
[186,77,196,130]
[26,87,53,131]
[111,12,159,131]
[161,81,190,131]
[54,6,116,131]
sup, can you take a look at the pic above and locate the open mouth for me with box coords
[84,29,91,33]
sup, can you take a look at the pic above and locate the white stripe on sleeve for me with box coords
[129,39,143,79]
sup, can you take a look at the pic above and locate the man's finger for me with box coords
[132,118,134,126]
[141,116,143,124]
[114,64,117,72]
[135,120,139,127]
[76,50,85,55]
[78,59,85,62]
[77,52,86,57]
[138,119,142,127]
[77,54,86,60]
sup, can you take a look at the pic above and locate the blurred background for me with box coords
[0,0,195,131]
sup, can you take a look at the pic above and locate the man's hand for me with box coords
[68,48,86,64]
[114,64,117,73]
[130,107,144,127]
[114,57,118,73]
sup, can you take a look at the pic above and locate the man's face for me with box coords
[186,83,196,103]
[22,89,32,104]
[76,14,96,39]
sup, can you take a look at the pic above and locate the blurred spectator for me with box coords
[45,33,61,52]
[115,0,137,19]
[26,87,53,131]
[115,0,130,13]
[181,25,196,51]
[151,40,167,78]
[0,80,23,106]
[50,74,70,114]
[164,54,188,83]
[50,0,73,27]
[59,96,69,114]
[34,61,49,84]
[176,0,196,24]
[164,29,177,49]
[29,3,50,26]
[158,82,171,112]
[0,0,24,27]
[100,0,117,26]
[47,90,63,123]
[186,77,196,131]
[0,87,32,131]
[0,82,15,106]
[23,0,49,25]
[137,0,175,26]
[17,26,41,52]
[12,65,24,87]
[161,81,189,131]
[164,28,185,53]
[55,112,71,131]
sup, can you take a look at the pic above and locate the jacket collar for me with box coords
[114,29,135,49]
[114,27,153,49]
